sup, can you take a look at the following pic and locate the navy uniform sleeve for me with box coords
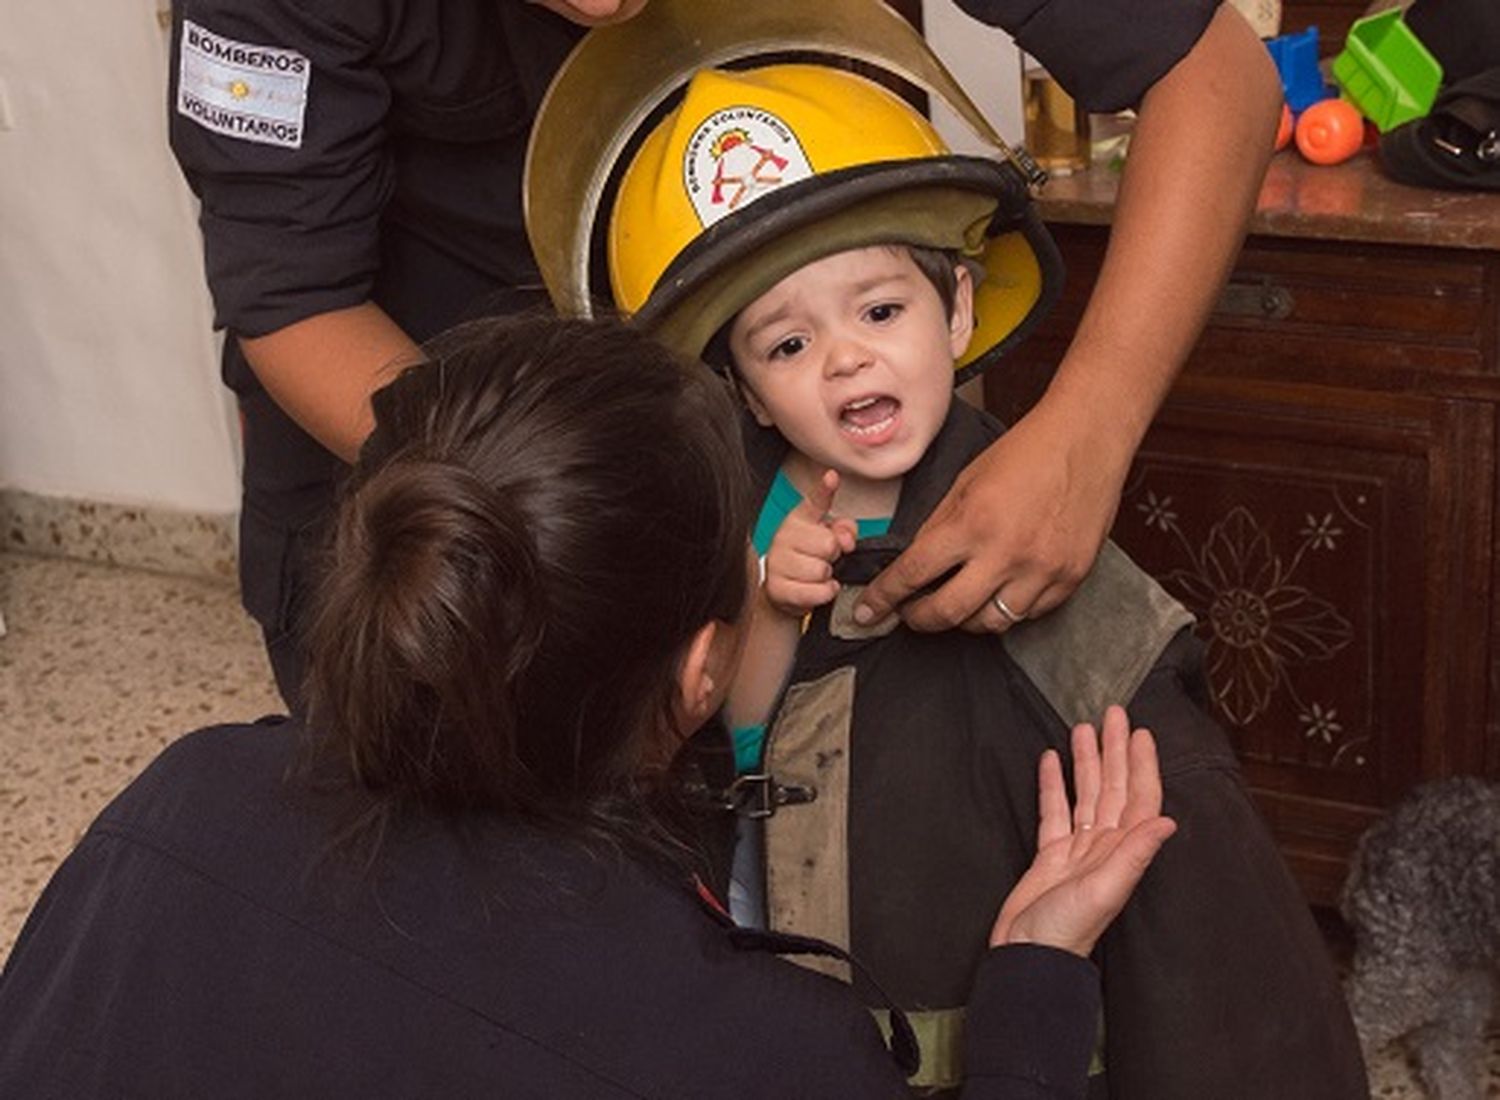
[963,945,1100,1099]
[1099,632,1369,1099]
[952,0,1219,112]
[168,1,394,337]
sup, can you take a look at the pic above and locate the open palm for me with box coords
[991,706,1177,957]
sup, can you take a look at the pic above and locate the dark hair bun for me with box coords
[309,455,544,803]
[356,458,544,685]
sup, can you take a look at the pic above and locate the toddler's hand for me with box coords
[763,469,858,617]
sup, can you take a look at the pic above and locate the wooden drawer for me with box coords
[1027,227,1497,395]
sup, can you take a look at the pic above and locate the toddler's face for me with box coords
[728,246,973,487]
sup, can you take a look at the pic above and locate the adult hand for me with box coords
[763,469,858,616]
[854,393,1128,634]
[853,7,1280,638]
[990,706,1176,958]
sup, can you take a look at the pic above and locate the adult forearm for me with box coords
[1043,5,1281,452]
[239,302,424,463]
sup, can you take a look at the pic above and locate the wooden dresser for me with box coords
[983,150,1500,905]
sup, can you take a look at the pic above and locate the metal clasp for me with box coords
[1009,145,1050,192]
[1215,276,1295,321]
[727,773,817,819]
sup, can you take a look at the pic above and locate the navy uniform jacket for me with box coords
[167,0,584,696]
[1,719,1104,1098]
[166,0,1220,701]
[739,403,1369,1098]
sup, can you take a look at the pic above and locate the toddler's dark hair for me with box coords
[303,314,752,856]
[703,243,966,374]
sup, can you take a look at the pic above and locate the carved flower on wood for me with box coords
[1167,507,1353,726]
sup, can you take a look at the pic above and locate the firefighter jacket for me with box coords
[739,401,1368,1099]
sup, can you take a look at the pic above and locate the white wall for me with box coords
[0,0,241,514]
[922,1,1025,156]
[0,1,1015,519]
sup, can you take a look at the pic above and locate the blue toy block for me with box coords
[1267,26,1337,113]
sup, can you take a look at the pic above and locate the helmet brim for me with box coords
[640,157,1063,384]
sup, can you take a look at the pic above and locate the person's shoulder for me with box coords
[952,0,1216,113]
[932,399,1004,470]
[94,716,303,843]
[177,0,382,28]
[127,713,296,783]
[889,400,1005,530]
[174,0,392,56]
[1125,630,1242,776]
[949,397,1005,438]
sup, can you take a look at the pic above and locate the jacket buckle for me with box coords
[728,773,817,819]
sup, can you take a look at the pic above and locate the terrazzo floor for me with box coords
[0,547,1492,1096]
[0,551,281,959]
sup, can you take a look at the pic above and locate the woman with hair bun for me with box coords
[0,315,1175,1098]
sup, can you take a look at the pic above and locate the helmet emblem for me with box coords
[709,128,788,208]
[683,106,812,228]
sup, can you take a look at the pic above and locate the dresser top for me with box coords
[1033,143,1500,251]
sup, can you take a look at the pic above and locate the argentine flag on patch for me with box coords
[176,19,310,150]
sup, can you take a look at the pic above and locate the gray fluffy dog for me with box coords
[1341,776,1499,1099]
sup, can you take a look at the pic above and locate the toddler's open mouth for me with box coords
[839,394,901,439]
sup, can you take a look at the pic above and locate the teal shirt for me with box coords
[735,469,892,773]
[751,469,892,555]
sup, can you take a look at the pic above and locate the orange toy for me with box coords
[1275,102,1294,151]
[1294,98,1364,165]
